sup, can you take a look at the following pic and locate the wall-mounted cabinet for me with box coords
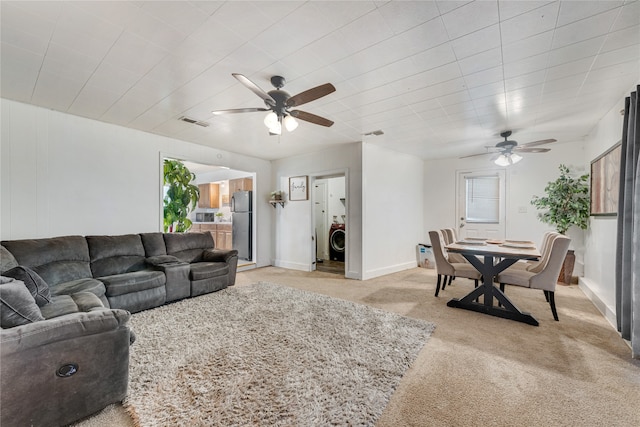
[198,183,220,208]
[229,177,253,195]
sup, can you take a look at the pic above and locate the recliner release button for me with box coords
[56,363,78,377]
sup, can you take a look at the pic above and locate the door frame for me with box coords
[309,170,348,275]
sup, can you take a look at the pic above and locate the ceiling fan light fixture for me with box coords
[268,120,282,135]
[494,152,522,166]
[511,153,523,163]
[264,111,278,127]
[283,115,298,132]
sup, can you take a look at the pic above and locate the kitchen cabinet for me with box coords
[229,177,253,195]
[187,223,232,250]
[198,183,220,208]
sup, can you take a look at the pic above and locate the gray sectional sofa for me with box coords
[0,232,238,427]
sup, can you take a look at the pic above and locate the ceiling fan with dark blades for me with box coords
[212,73,336,135]
[460,131,556,165]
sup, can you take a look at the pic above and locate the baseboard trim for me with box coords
[578,277,617,330]
[361,261,416,281]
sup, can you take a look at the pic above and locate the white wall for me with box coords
[271,143,363,278]
[581,93,629,326]
[1,99,273,267]
[423,140,587,271]
[362,143,424,279]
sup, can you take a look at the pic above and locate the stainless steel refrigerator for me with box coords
[231,190,252,261]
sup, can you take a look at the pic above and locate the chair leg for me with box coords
[447,276,453,287]
[543,290,550,302]
[435,274,442,297]
[548,291,559,321]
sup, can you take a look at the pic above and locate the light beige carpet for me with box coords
[76,267,640,427]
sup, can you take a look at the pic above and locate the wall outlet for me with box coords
[518,206,528,213]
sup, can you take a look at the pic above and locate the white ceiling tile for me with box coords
[208,1,276,43]
[86,62,142,96]
[0,24,50,56]
[498,1,553,21]
[139,1,210,35]
[0,2,57,42]
[0,41,45,72]
[68,85,123,119]
[462,66,504,88]
[378,0,440,34]
[57,2,124,46]
[592,44,640,70]
[502,30,554,64]
[436,1,473,16]
[458,47,503,75]
[339,9,395,53]
[545,57,595,81]
[601,24,640,53]
[403,17,451,52]
[393,62,463,95]
[542,74,586,95]
[611,0,640,32]
[557,1,624,27]
[0,64,38,102]
[583,59,640,86]
[31,71,85,111]
[552,8,621,49]
[441,0,499,40]
[451,24,501,59]
[410,43,457,72]
[503,52,548,79]
[101,92,152,125]
[73,1,143,29]
[468,81,504,99]
[500,2,560,44]
[103,32,168,75]
[50,23,120,61]
[547,36,605,68]
[505,69,546,91]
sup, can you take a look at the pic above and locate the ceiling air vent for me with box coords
[179,116,210,127]
[363,129,384,136]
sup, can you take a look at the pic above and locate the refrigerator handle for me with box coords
[231,195,235,212]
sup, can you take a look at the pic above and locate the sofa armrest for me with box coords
[202,248,238,263]
[145,254,183,266]
[1,309,130,355]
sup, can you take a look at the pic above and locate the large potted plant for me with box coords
[163,159,200,232]
[530,164,590,284]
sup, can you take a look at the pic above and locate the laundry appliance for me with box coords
[329,223,345,262]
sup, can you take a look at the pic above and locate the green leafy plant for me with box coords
[163,159,199,232]
[531,164,590,234]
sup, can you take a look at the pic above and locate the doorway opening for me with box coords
[160,155,257,268]
[456,169,506,239]
[313,174,346,275]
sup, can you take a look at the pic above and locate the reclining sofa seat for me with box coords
[86,234,166,313]
[163,232,239,296]
[2,235,109,307]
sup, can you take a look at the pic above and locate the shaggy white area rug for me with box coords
[124,282,435,426]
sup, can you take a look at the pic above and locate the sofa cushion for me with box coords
[0,277,44,327]
[3,265,51,307]
[146,255,182,266]
[39,295,79,319]
[50,277,107,299]
[0,245,18,273]
[140,232,167,256]
[190,262,229,281]
[87,234,147,277]
[1,236,92,286]
[98,270,165,297]
[164,232,214,263]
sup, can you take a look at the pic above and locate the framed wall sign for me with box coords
[590,142,621,216]
[289,176,308,201]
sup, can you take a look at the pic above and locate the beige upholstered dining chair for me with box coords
[496,234,571,321]
[441,228,468,264]
[429,230,481,297]
[509,231,559,272]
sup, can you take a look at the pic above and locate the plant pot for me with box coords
[558,249,575,285]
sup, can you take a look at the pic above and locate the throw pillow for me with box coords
[3,266,51,307]
[0,277,44,327]
[0,245,19,273]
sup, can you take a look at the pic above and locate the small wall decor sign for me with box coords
[289,175,308,201]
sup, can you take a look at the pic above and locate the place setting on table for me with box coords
[444,237,543,326]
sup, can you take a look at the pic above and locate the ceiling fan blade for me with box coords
[286,83,336,107]
[521,138,557,147]
[211,107,270,115]
[232,73,276,107]
[290,110,334,127]
[514,147,551,153]
[459,152,494,159]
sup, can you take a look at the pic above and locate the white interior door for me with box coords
[456,169,506,239]
[314,181,328,262]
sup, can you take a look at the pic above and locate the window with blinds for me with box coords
[465,175,499,223]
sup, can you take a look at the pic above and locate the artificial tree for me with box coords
[530,164,590,234]
[163,159,200,232]
[530,164,590,284]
